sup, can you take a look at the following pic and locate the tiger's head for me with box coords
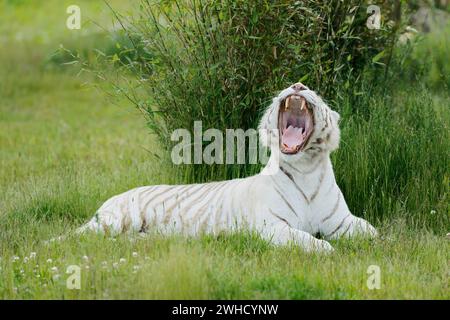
[259,82,340,164]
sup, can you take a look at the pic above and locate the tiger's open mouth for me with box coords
[278,95,314,154]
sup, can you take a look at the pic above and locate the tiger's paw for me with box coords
[305,239,334,254]
[366,224,378,238]
[352,218,378,239]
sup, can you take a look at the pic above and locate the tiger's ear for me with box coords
[331,110,340,124]
[327,109,341,152]
[258,97,279,148]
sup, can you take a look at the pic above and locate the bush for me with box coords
[110,0,399,182]
[394,22,450,91]
[46,31,153,69]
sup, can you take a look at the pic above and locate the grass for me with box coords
[0,1,449,299]
[334,84,449,232]
[0,228,448,299]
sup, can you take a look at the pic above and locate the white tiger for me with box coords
[76,82,377,252]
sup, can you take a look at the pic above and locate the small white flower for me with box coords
[132,265,141,273]
[112,262,119,268]
[132,252,138,258]
[85,265,90,270]
[46,258,53,263]
[12,256,20,262]
[50,266,58,273]
[23,257,29,263]
[430,210,436,215]
[119,258,126,264]
[29,252,37,259]
[82,255,89,262]
[20,269,25,274]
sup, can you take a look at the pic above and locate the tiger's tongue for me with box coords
[282,125,304,150]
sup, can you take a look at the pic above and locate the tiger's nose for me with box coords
[291,82,308,91]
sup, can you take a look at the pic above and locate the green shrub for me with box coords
[394,22,450,90]
[111,0,399,182]
[46,31,153,69]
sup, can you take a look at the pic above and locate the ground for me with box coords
[0,0,448,299]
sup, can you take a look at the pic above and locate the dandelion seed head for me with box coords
[133,265,141,271]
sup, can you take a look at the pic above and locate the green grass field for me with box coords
[0,1,448,299]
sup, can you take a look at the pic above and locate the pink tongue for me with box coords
[282,125,304,151]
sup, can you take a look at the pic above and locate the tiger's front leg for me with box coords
[262,221,334,253]
[322,213,378,240]
[318,186,378,240]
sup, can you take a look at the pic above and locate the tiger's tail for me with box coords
[44,214,104,244]
[74,217,104,235]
